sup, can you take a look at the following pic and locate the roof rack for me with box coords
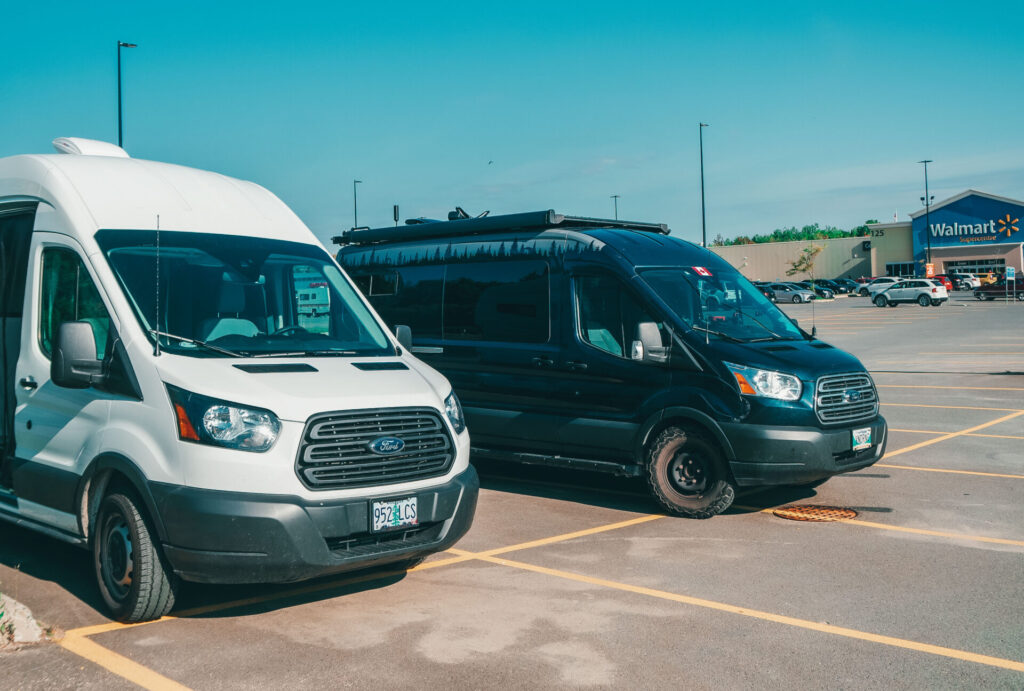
[332,210,669,246]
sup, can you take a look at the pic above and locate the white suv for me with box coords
[859,276,899,296]
[872,279,948,307]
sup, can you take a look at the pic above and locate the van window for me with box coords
[443,261,549,342]
[575,274,660,358]
[39,248,111,359]
[359,266,444,339]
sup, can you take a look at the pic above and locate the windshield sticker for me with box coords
[693,266,712,276]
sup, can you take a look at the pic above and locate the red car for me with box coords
[930,275,953,291]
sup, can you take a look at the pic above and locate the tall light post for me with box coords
[610,194,620,220]
[699,123,709,247]
[352,180,362,228]
[918,160,933,267]
[116,41,137,148]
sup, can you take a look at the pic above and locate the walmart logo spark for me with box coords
[997,213,1020,238]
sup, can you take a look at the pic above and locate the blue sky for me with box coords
[3,1,1023,246]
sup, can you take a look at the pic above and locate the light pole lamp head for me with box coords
[118,41,137,48]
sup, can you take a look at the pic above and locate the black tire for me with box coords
[1016,293,1024,302]
[793,294,804,304]
[859,288,868,297]
[918,294,930,306]
[94,492,178,622]
[874,295,887,307]
[645,427,735,518]
[931,299,942,306]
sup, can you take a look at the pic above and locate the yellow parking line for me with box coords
[883,403,1024,412]
[844,518,1024,547]
[877,384,1024,391]
[59,633,191,691]
[885,411,1024,457]
[890,428,1024,440]
[876,464,1024,480]
[475,554,1024,673]
[475,514,665,558]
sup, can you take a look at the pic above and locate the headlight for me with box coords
[166,384,280,452]
[444,391,466,434]
[724,362,802,401]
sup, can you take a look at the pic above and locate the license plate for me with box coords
[372,497,418,532]
[852,427,872,451]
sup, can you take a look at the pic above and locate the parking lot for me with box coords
[2,293,1022,689]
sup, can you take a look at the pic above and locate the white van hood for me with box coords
[154,355,451,422]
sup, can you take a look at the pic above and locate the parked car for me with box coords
[338,209,887,519]
[977,272,999,286]
[948,271,980,289]
[871,279,948,307]
[834,278,862,294]
[0,138,478,622]
[816,279,849,294]
[769,282,817,303]
[974,277,1024,301]
[794,281,835,299]
[752,281,777,302]
[859,276,900,296]
[930,274,954,291]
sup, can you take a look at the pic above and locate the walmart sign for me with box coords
[913,192,1024,261]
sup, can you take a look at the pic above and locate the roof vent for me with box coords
[52,137,130,158]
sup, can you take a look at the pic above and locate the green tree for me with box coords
[786,244,824,286]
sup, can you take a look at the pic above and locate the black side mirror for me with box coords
[395,324,413,350]
[51,321,105,389]
[631,322,668,364]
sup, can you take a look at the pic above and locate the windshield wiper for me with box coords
[690,325,744,343]
[735,312,788,341]
[149,330,244,358]
[249,349,361,358]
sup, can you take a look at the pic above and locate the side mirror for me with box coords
[395,324,413,350]
[631,322,668,364]
[51,321,105,389]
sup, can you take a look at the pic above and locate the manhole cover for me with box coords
[773,505,858,522]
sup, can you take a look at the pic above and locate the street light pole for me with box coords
[919,160,933,267]
[353,180,362,228]
[699,123,709,247]
[116,41,137,148]
[610,194,620,220]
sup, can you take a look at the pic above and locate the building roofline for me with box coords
[909,189,1024,219]
[866,221,911,230]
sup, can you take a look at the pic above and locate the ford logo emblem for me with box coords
[843,389,862,403]
[369,437,405,455]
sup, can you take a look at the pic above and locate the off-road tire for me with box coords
[645,427,735,518]
[94,492,178,622]
[874,295,887,307]
[917,294,930,306]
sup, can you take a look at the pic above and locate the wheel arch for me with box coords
[76,454,167,544]
[636,407,736,464]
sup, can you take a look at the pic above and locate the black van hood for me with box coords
[692,338,868,381]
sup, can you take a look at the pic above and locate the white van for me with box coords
[0,139,478,621]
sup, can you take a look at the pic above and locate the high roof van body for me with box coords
[0,139,477,621]
[336,211,887,517]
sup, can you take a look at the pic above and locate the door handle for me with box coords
[19,376,37,390]
[566,361,588,371]
[532,357,555,368]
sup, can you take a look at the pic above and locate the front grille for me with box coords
[297,408,454,490]
[325,523,443,557]
[815,373,878,425]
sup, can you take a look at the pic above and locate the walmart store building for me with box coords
[712,190,1023,280]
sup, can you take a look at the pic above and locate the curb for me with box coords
[0,594,45,649]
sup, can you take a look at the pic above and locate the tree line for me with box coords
[711,220,879,247]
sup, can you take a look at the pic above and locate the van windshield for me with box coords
[95,230,392,357]
[640,267,805,342]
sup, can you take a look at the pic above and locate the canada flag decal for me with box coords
[693,266,712,276]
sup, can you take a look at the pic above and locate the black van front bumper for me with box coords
[720,416,887,486]
[152,465,478,584]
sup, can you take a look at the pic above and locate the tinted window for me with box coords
[39,248,111,359]
[576,274,664,358]
[444,261,549,342]
[366,265,444,339]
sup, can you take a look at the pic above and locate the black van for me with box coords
[336,211,887,517]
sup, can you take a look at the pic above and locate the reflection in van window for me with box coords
[355,266,444,339]
[96,230,391,357]
[39,248,111,359]
[575,274,662,358]
[443,261,549,343]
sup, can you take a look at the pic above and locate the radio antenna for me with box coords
[154,214,161,356]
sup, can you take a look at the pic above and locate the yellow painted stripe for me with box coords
[844,518,1024,547]
[885,411,1024,457]
[477,554,1024,673]
[890,428,1024,440]
[883,403,1024,412]
[877,384,1024,391]
[876,463,1024,480]
[59,633,192,690]
[477,514,665,558]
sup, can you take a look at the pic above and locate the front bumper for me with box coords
[151,465,479,584]
[721,416,887,486]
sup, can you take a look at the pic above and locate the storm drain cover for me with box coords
[773,505,858,522]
